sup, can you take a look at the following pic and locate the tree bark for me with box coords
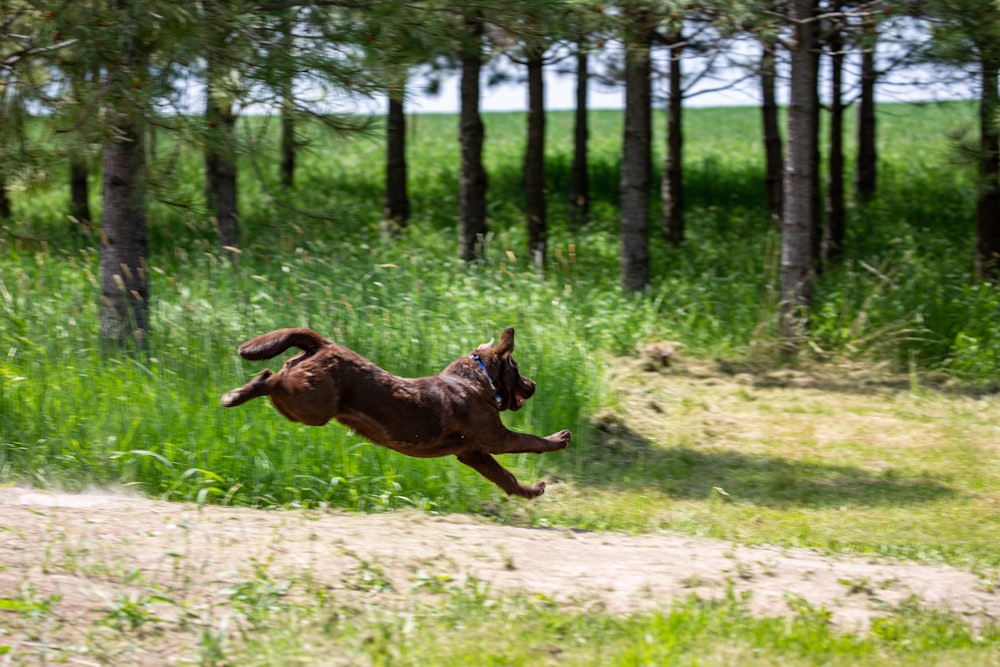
[780,0,820,344]
[975,55,1000,278]
[620,6,655,292]
[0,175,10,220]
[823,7,845,265]
[761,37,783,224]
[662,29,684,245]
[458,12,488,262]
[100,116,149,347]
[569,44,590,227]
[205,54,240,252]
[383,92,410,235]
[99,1,150,349]
[280,79,296,189]
[810,31,823,268]
[525,51,547,268]
[70,156,91,225]
[855,31,878,204]
[279,16,296,189]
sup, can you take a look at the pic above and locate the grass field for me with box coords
[2,101,1000,663]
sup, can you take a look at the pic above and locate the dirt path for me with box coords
[2,486,996,652]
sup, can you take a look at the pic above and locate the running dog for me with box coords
[221,327,570,498]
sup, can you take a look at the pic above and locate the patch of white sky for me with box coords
[229,20,972,118]
[363,36,970,117]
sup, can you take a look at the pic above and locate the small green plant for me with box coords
[409,569,456,594]
[199,625,230,667]
[98,589,173,633]
[223,557,293,626]
[838,576,876,596]
[341,559,394,595]
[0,582,61,622]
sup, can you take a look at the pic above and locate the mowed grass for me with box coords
[3,101,1000,552]
[543,355,1000,569]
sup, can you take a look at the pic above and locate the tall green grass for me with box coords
[0,240,608,509]
[2,101,999,517]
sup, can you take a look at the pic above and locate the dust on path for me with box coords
[1,486,996,643]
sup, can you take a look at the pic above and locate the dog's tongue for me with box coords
[515,393,525,409]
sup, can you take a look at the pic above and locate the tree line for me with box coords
[1,0,997,351]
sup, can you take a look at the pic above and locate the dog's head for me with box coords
[473,327,536,411]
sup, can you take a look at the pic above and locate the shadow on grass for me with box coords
[565,411,955,508]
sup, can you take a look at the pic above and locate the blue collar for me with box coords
[471,354,504,407]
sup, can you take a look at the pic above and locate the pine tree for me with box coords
[925,0,1000,278]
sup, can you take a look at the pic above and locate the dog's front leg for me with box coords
[221,369,277,407]
[456,451,546,499]
[491,429,572,455]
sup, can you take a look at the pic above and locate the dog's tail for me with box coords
[237,328,330,361]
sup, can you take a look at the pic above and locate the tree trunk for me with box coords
[525,51,547,267]
[620,6,655,292]
[662,29,684,245]
[975,55,1000,278]
[458,12,488,262]
[810,34,823,268]
[100,2,149,349]
[100,116,149,347]
[761,37,783,224]
[0,175,10,220]
[383,92,410,235]
[70,156,91,225]
[780,0,820,344]
[280,79,296,189]
[204,78,219,215]
[279,15,296,189]
[855,29,877,204]
[823,8,845,265]
[570,43,590,227]
[205,55,240,252]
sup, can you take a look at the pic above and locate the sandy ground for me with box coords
[2,486,997,654]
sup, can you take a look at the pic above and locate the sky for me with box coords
[402,66,758,114]
[378,36,971,116]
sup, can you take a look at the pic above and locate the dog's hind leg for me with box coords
[456,451,546,499]
[220,369,279,407]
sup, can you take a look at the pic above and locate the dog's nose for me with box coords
[520,378,537,397]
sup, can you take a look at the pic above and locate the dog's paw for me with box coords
[547,429,572,449]
[522,481,546,499]
[220,390,243,407]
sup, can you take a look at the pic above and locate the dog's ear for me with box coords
[475,337,494,354]
[495,327,515,356]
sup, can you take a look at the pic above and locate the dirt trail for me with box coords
[2,486,996,644]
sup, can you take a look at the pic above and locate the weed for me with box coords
[223,557,293,625]
[838,576,876,596]
[98,589,173,633]
[410,569,456,595]
[0,582,61,622]
[341,559,394,595]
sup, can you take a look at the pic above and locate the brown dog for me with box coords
[220,327,571,498]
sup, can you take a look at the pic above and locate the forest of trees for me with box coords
[1,0,998,350]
